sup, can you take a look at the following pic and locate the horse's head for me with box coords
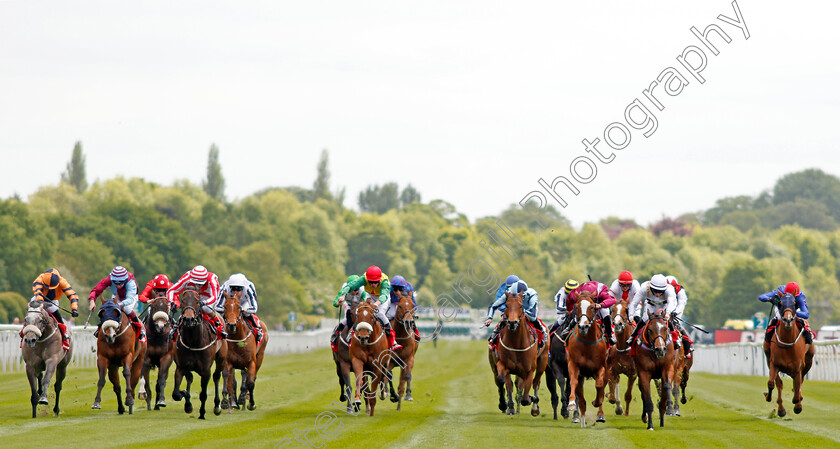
[354,302,378,345]
[223,290,243,335]
[148,295,171,334]
[22,300,49,348]
[612,300,630,334]
[180,287,201,329]
[503,292,524,332]
[778,293,797,328]
[395,289,415,327]
[645,309,670,359]
[98,300,122,344]
[575,295,597,335]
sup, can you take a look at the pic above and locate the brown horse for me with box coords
[488,292,547,417]
[21,300,72,418]
[171,287,228,419]
[221,291,268,411]
[349,301,391,416]
[566,296,609,427]
[332,300,360,412]
[680,345,693,405]
[141,295,176,411]
[666,319,686,417]
[387,290,418,411]
[545,323,571,420]
[92,300,147,415]
[632,309,675,430]
[607,299,636,416]
[764,293,816,417]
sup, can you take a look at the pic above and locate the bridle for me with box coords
[353,302,384,346]
[572,298,604,345]
[23,307,57,343]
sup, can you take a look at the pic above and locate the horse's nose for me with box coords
[24,337,35,346]
[227,323,236,333]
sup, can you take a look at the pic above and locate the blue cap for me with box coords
[508,280,528,294]
[391,275,407,288]
[505,275,519,285]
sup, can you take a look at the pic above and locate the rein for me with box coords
[498,315,536,352]
[178,324,219,351]
[352,326,385,346]
[773,322,805,347]
[25,309,59,343]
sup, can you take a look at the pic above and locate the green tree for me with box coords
[312,149,332,201]
[358,183,399,214]
[399,185,421,208]
[773,169,840,222]
[60,141,88,193]
[202,144,226,202]
[707,255,772,327]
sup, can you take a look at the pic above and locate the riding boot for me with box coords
[488,321,505,345]
[169,316,182,342]
[603,320,616,346]
[49,311,71,351]
[800,319,813,344]
[412,322,421,342]
[671,331,682,349]
[559,317,575,341]
[765,317,778,344]
[683,337,692,359]
[212,315,228,339]
[383,322,402,351]
[627,320,643,346]
[129,312,147,343]
[247,314,264,345]
[331,322,345,347]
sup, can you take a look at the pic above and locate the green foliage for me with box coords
[202,143,226,202]
[774,168,840,221]
[60,141,88,193]
[312,149,332,201]
[0,291,27,323]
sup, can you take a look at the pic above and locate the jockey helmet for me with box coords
[346,274,360,284]
[650,274,667,294]
[228,273,248,287]
[391,275,407,289]
[618,271,633,285]
[365,266,382,282]
[505,274,519,286]
[152,274,170,290]
[189,265,209,285]
[665,275,681,293]
[564,279,579,294]
[45,268,61,289]
[784,282,800,296]
[110,266,129,283]
[508,280,528,294]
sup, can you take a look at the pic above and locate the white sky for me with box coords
[1,0,838,227]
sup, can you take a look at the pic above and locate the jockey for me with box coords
[389,275,421,342]
[493,274,520,302]
[331,274,368,350]
[557,280,617,345]
[139,274,177,307]
[484,280,548,349]
[334,266,402,351]
[30,268,79,351]
[626,274,677,347]
[666,275,693,358]
[88,266,146,343]
[609,271,640,304]
[550,279,579,333]
[216,273,263,345]
[758,282,812,350]
[167,265,227,340]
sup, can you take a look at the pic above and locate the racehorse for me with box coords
[221,290,268,411]
[387,289,418,411]
[764,293,816,417]
[92,300,147,415]
[21,300,71,418]
[171,286,228,419]
[488,291,547,417]
[565,296,609,427]
[141,295,176,411]
[349,301,390,416]
[680,344,693,405]
[545,322,571,420]
[632,309,675,430]
[666,317,686,417]
[607,299,636,416]
[332,300,360,413]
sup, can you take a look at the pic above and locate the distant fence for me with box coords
[694,341,840,382]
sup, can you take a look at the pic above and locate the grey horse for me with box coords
[21,300,73,418]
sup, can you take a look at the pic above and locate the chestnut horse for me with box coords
[387,289,418,411]
[632,309,674,430]
[545,324,571,420]
[21,300,71,418]
[142,295,176,411]
[566,296,609,427]
[488,291,547,417]
[680,345,693,405]
[764,293,816,417]
[222,291,268,411]
[92,300,147,415]
[607,299,636,416]
[349,301,391,416]
[171,287,228,419]
[666,317,686,417]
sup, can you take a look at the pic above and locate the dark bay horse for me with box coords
[142,295,176,411]
[566,296,609,427]
[488,292,547,417]
[332,299,361,413]
[387,290,418,411]
[666,320,686,417]
[607,299,636,416]
[171,287,228,419]
[545,322,571,420]
[349,301,390,416]
[764,293,816,417]
[680,346,693,405]
[222,291,267,411]
[632,309,675,430]
[21,300,71,418]
[92,300,147,415]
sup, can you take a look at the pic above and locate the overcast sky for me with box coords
[1,0,837,227]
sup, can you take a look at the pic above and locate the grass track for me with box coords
[1,341,838,448]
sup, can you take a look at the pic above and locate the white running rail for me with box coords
[693,341,840,382]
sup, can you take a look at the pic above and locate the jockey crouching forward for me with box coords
[758,282,813,359]
[485,280,548,349]
[550,279,579,334]
[626,274,677,347]
[331,275,368,351]
[335,266,402,351]
[167,265,227,341]
[30,268,80,351]
[388,275,421,342]
[557,280,617,345]
[88,266,147,343]
[216,273,264,345]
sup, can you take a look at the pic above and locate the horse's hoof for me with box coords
[138,392,147,400]
[185,404,193,414]
[125,397,134,407]
[531,407,540,417]
[498,402,507,412]
[506,409,515,416]
[221,400,229,410]
[214,407,222,416]
[156,400,166,408]
[608,398,616,404]
[778,409,786,418]
[38,397,48,405]
[681,396,687,405]
[128,405,133,415]
[247,403,256,411]
[91,403,101,410]
[339,394,346,402]
[615,407,623,415]
[118,408,125,415]
[199,415,206,420]
[596,414,606,423]
[675,410,681,417]
[390,395,399,404]
[764,392,772,402]
[794,405,802,414]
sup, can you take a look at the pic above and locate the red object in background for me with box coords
[714,329,743,344]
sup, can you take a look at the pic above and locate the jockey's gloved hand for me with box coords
[71,309,79,318]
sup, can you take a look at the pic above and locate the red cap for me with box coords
[152,274,171,289]
[784,282,800,296]
[365,266,383,282]
[618,271,633,284]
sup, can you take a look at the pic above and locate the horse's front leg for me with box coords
[792,369,804,414]
[142,359,152,411]
[156,353,174,409]
[504,373,516,415]
[659,380,672,427]
[25,365,40,418]
[223,360,235,411]
[213,358,225,416]
[122,356,134,414]
[594,365,607,423]
[637,371,653,430]
[38,356,60,406]
[108,364,125,415]
[245,361,257,411]
[198,369,211,420]
[624,372,636,417]
[351,358,365,413]
[567,362,580,422]
[92,356,107,410]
